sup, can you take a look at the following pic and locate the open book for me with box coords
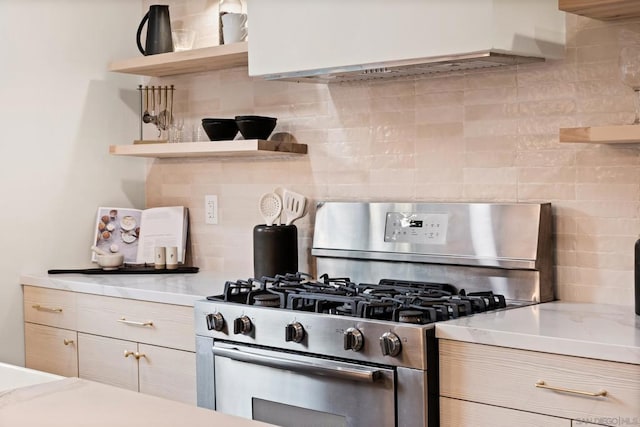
[92,206,189,264]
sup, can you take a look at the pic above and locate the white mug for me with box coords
[166,246,178,270]
[222,13,248,44]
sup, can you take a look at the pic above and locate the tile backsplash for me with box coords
[145,5,640,306]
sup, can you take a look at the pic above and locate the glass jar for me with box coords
[218,0,244,44]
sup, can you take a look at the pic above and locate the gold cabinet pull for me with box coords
[123,350,146,360]
[535,380,607,397]
[32,304,63,313]
[118,317,154,327]
[63,339,74,346]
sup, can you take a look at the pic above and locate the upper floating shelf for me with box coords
[109,140,308,159]
[558,0,640,20]
[559,125,640,143]
[108,42,248,77]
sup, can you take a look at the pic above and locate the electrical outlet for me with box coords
[205,195,218,225]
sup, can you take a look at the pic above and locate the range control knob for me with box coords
[233,316,252,335]
[285,322,305,343]
[379,332,402,357]
[206,312,225,331]
[343,327,364,352]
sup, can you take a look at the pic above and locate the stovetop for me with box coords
[206,272,507,325]
[196,272,517,369]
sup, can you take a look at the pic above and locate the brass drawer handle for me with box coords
[32,304,63,313]
[118,317,154,327]
[535,380,607,397]
[123,350,146,360]
[63,339,74,346]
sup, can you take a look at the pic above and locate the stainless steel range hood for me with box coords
[247,0,566,84]
[259,51,546,84]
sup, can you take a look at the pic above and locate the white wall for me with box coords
[0,0,146,365]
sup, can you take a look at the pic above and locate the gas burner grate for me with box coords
[205,273,510,322]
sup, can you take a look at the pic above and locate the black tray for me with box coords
[47,265,199,275]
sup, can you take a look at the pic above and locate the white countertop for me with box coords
[435,301,640,365]
[20,271,233,306]
[0,362,62,392]
[0,377,274,427]
[21,274,640,365]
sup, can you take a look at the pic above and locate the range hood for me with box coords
[247,0,566,84]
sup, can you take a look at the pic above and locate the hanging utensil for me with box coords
[142,86,152,124]
[169,85,174,126]
[259,192,282,226]
[150,86,156,124]
[152,86,163,137]
[281,189,307,226]
[158,85,169,130]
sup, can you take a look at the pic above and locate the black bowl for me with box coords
[201,118,238,141]
[235,115,277,140]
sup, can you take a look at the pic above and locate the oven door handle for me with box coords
[212,346,383,383]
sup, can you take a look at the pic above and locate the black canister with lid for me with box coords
[635,238,640,315]
[253,224,298,280]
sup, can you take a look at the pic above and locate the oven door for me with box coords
[212,342,396,427]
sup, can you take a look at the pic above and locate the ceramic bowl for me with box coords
[96,254,124,270]
[235,115,277,140]
[201,118,239,141]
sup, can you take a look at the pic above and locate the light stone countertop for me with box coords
[0,377,274,427]
[435,301,640,365]
[21,274,640,365]
[20,271,234,306]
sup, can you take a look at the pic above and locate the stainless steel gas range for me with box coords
[195,202,553,427]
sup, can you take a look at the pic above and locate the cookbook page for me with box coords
[92,207,143,264]
[135,206,188,264]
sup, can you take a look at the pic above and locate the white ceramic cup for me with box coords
[166,246,178,270]
[222,13,248,44]
[154,247,166,269]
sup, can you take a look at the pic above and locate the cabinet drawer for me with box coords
[440,396,570,427]
[76,293,194,351]
[439,340,640,422]
[24,323,78,377]
[23,286,77,330]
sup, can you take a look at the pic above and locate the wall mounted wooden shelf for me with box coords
[559,125,640,143]
[108,42,248,77]
[558,0,640,20]
[109,140,308,159]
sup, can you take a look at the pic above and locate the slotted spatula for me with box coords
[282,189,307,225]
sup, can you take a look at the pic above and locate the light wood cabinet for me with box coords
[78,333,196,404]
[78,333,138,391]
[439,339,640,427]
[137,343,196,404]
[22,285,197,405]
[24,323,78,377]
[76,292,195,352]
[440,396,570,427]
[23,286,77,330]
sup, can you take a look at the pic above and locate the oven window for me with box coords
[253,398,347,427]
